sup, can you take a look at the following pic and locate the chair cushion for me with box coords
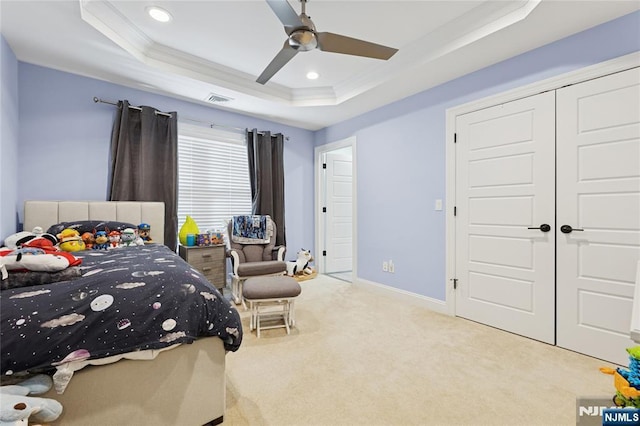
[243,276,301,300]
[237,260,286,277]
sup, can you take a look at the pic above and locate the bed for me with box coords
[1,201,241,425]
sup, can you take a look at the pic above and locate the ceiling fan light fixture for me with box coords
[257,0,397,84]
[289,30,317,51]
[147,6,172,23]
[306,71,319,80]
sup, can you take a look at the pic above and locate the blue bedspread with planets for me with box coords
[1,244,242,377]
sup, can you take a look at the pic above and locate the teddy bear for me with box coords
[0,374,63,426]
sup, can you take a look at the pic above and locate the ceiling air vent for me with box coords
[205,93,233,104]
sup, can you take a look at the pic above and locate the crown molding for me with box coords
[79,0,539,107]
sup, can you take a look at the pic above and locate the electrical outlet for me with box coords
[389,260,395,273]
[382,261,389,272]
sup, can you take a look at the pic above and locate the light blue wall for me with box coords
[316,11,640,301]
[0,35,19,242]
[16,63,315,255]
[6,10,640,296]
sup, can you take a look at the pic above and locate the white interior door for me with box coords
[556,67,640,365]
[325,151,353,273]
[455,92,556,344]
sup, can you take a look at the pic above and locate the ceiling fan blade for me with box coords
[265,0,303,34]
[256,41,299,84]
[316,32,398,60]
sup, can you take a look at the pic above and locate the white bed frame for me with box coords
[22,201,226,426]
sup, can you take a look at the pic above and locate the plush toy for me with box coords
[0,234,81,280]
[57,229,86,252]
[0,237,82,279]
[80,232,95,250]
[2,228,57,250]
[93,230,109,250]
[0,374,63,426]
[120,228,144,247]
[107,230,121,249]
[286,249,314,276]
[138,223,153,243]
[3,232,36,250]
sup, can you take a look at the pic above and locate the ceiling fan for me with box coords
[257,0,399,85]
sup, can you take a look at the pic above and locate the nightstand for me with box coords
[178,245,227,291]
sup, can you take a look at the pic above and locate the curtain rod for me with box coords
[93,97,172,117]
[93,97,288,140]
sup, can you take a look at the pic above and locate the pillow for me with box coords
[47,220,137,236]
[0,267,82,290]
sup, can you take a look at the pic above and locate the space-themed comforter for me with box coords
[1,244,242,380]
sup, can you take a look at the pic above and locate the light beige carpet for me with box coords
[224,275,616,425]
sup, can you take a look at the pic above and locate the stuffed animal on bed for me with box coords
[0,236,82,280]
[0,374,63,426]
[286,249,314,276]
[0,231,81,280]
[2,228,57,250]
[107,229,121,249]
[81,232,95,250]
[57,228,85,252]
[138,223,153,243]
[120,228,144,247]
[93,230,109,250]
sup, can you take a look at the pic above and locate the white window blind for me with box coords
[177,123,252,233]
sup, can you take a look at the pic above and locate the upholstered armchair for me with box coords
[227,219,286,304]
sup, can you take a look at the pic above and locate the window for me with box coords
[177,123,252,234]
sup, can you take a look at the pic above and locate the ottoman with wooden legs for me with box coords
[242,276,301,337]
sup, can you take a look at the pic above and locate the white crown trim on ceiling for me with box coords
[79,0,540,107]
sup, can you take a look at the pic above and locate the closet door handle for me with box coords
[528,224,551,232]
[560,225,584,234]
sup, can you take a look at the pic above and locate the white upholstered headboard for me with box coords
[23,201,165,245]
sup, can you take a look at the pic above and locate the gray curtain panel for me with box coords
[247,129,286,247]
[109,100,178,251]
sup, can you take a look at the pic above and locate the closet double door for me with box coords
[454,67,640,364]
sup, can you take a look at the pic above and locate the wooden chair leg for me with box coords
[232,276,241,304]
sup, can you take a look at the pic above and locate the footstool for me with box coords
[242,276,301,338]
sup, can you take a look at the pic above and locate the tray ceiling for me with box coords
[2,1,638,130]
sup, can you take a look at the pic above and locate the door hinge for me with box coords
[454,133,457,143]
[322,250,327,256]
[452,278,458,289]
[322,163,327,169]
[454,206,457,216]
[322,207,327,213]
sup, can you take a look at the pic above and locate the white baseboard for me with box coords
[354,277,449,316]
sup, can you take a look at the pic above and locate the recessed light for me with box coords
[147,6,172,23]
[306,71,319,80]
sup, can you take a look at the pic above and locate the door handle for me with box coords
[560,224,584,234]
[528,224,551,232]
